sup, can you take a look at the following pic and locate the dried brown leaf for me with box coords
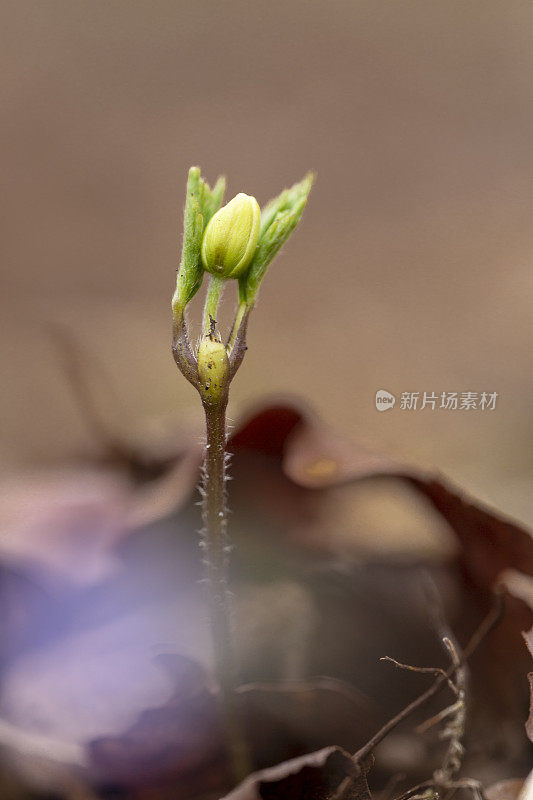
[522,628,533,743]
[220,745,361,800]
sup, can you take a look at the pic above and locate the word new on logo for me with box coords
[375,389,396,411]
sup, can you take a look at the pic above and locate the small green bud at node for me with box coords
[201,193,260,279]
[197,331,230,404]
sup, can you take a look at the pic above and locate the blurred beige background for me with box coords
[2,1,533,523]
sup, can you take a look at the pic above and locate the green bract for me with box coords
[201,193,261,280]
[172,166,226,314]
[238,172,314,305]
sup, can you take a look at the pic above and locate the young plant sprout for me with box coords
[171,167,313,781]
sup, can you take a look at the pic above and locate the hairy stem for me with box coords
[203,276,226,334]
[227,301,248,353]
[228,304,252,379]
[202,398,250,783]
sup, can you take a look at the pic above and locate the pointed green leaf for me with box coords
[240,173,314,304]
[173,167,226,312]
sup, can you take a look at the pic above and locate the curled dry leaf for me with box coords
[228,402,533,590]
[0,469,134,589]
[88,654,227,794]
[521,613,533,745]
[527,669,533,744]
[220,745,361,800]
[500,570,533,744]
[0,452,201,593]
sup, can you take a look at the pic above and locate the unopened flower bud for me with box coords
[201,193,260,279]
[197,332,230,404]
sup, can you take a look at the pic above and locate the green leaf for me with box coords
[240,172,314,304]
[173,167,225,313]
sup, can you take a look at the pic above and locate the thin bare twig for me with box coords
[354,590,505,764]
[386,589,494,800]
[415,699,461,734]
[380,657,457,694]
[432,637,466,784]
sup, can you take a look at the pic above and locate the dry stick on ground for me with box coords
[385,629,481,800]
[417,596,485,800]
[329,593,505,800]
[425,638,467,783]
[354,590,505,765]
[385,579,469,782]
